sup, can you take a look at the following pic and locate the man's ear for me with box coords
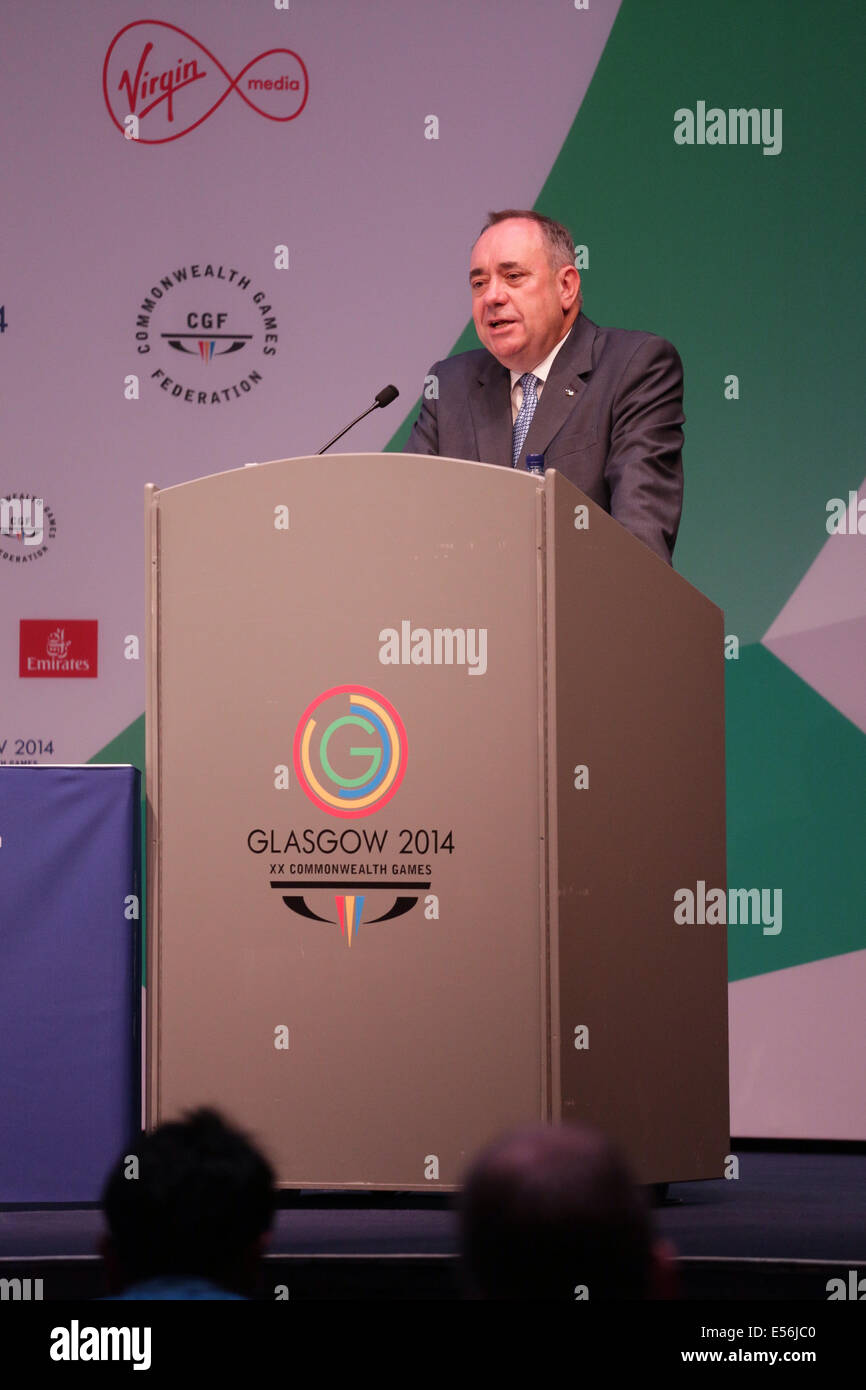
[236,1228,272,1296]
[240,1229,272,1274]
[99,1233,123,1295]
[650,1237,679,1300]
[559,264,581,312]
[252,1229,272,1256]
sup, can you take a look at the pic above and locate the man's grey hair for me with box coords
[480,210,583,308]
[481,209,574,268]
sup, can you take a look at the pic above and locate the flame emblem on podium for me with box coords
[271,884,423,948]
[336,895,363,947]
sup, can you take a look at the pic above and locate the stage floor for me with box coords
[2,1150,864,1299]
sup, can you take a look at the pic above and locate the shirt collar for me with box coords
[509,323,575,391]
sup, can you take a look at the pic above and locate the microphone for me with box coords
[316,385,400,455]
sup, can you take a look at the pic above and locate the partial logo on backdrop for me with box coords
[0,735,56,766]
[103,20,308,143]
[0,494,57,564]
[132,262,279,405]
[247,685,449,948]
[19,621,98,678]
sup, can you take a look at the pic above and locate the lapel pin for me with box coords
[565,387,575,396]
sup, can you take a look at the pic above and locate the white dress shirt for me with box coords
[509,325,575,422]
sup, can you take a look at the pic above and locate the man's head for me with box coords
[101,1108,277,1296]
[460,1123,675,1300]
[470,211,582,373]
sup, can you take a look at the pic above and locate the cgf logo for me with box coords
[163,312,250,363]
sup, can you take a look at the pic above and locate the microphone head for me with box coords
[374,384,399,408]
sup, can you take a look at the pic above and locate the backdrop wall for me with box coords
[2,0,863,1139]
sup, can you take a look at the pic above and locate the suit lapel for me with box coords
[468,357,512,468]
[519,314,598,468]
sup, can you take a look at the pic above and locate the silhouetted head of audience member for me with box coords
[101,1107,277,1298]
[460,1123,675,1300]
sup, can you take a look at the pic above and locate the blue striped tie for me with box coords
[512,373,539,467]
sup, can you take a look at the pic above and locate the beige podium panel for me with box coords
[544,473,729,1182]
[146,454,728,1188]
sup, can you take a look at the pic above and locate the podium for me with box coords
[145,453,728,1188]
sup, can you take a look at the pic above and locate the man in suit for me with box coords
[406,210,684,564]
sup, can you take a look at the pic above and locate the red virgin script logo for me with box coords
[103,21,309,143]
[19,621,98,678]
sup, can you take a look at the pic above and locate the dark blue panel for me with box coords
[0,766,140,1202]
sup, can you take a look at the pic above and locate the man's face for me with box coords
[470,218,580,373]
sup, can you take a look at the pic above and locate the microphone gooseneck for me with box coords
[316,385,400,455]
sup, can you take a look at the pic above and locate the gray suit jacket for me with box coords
[405,313,684,563]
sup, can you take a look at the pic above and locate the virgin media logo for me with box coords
[103,20,309,144]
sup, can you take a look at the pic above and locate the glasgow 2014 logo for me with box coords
[293,686,407,819]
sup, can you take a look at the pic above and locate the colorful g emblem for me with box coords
[293,686,407,818]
